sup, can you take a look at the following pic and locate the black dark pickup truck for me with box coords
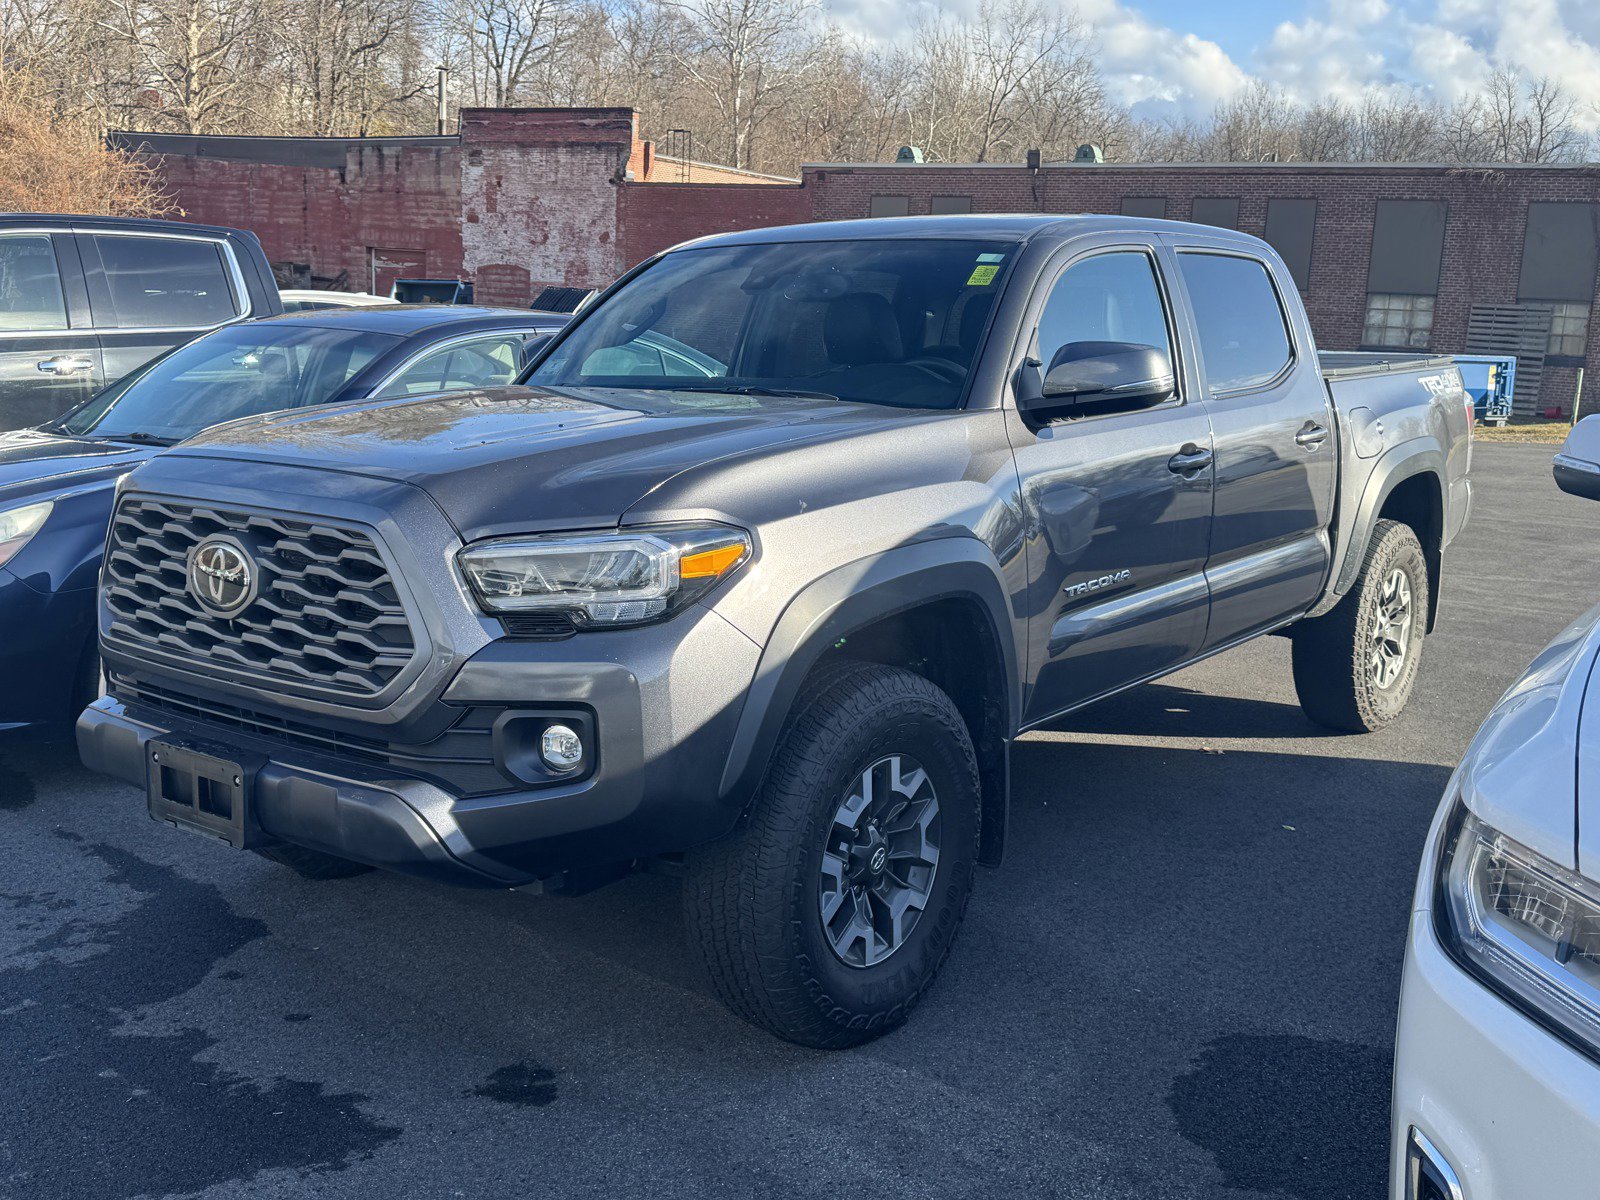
[78,215,1472,1047]
[0,215,279,431]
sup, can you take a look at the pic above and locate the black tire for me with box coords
[1292,518,1429,732]
[684,661,980,1049]
[254,843,375,880]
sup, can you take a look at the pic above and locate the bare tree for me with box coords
[662,0,815,169]
[97,0,272,133]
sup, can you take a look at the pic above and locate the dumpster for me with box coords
[1453,354,1515,426]
[390,278,476,305]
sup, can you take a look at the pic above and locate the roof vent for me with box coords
[895,145,925,164]
[1073,143,1103,164]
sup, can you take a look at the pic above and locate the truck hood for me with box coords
[165,384,914,540]
[1456,600,1600,876]
[0,428,155,506]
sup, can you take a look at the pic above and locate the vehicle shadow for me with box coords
[1037,678,1339,740]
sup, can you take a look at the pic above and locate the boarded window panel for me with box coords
[1120,196,1167,219]
[1190,197,1240,229]
[930,195,972,214]
[869,195,910,218]
[1368,200,1447,295]
[1519,203,1600,303]
[1264,198,1317,291]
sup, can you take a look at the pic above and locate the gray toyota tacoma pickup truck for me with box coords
[78,215,1472,1046]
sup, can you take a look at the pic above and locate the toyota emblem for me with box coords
[188,538,257,617]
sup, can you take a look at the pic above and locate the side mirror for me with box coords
[1020,341,1176,422]
[1554,415,1600,501]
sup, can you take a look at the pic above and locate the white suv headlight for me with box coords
[458,523,751,627]
[0,500,53,569]
[1438,801,1600,1059]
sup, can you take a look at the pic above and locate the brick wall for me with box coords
[807,162,1600,417]
[146,141,464,293]
[616,182,811,268]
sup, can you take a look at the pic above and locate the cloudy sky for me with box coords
[827,0,1600,129]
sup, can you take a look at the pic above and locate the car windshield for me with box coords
[528,238,1018,410]
[57,323,401,442]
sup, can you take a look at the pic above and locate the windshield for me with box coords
[529,239,1017,409]
[59,323,401,442]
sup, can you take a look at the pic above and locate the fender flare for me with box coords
[1318,438,1446,620]
[716,537,1019,863]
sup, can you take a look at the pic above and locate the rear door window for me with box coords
[0,235,69,331]
[1177,253,1294,393]
[91,234,239,329]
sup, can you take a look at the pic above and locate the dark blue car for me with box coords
[0,304,566,731]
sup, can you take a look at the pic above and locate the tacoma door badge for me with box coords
[1063,569,1131,599]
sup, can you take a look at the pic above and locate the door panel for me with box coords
[0,335,102,431]
[1009,243,1215,726]
[0,233,102,430]
[1170,247,1337,649]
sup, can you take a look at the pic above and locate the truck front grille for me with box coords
[104,496,417,698]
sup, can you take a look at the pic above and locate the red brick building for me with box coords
[117,110,1600,417]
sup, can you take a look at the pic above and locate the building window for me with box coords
[1550,302,1590,358]
[1363,294,1435,349]
[1119,196,1167,219]
[930,195,971,215]
[1263,198,1317,291]
[869,195,910,218]
[1190,198,1239,229]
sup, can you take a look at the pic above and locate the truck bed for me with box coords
[1317,350,1460,382]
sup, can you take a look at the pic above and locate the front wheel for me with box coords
[1292,518,1428,732]
[684,662,980,1048]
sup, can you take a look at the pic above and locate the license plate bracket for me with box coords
[146,736,269,849]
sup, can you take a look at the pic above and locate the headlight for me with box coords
[458,523,751,627]
[0,500,52,569]
[1437,801,1600,1059]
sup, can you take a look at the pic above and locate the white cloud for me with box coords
[819,0,1600,130]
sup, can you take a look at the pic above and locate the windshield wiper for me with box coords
[101,431,178,447]
[674,384,841,403]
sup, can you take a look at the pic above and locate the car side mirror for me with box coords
[1554,415,1600,501]
[1019,341,1176,422]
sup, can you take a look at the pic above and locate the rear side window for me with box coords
[92,235,238,329]
[374,333,526,398]
[0,235,68,331]
[1178,253,1294,393]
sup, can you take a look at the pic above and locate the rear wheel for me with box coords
[684,662,980,1048]
[1292,518,1428,732]
[254,843,375,880]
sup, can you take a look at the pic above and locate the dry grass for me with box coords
[1473,421,1574,445]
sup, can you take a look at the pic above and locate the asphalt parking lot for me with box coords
[2,441,1596,1200]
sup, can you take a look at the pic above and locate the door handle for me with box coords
[1295,422,1329,450]
[37,355,94,376]
[1167,444,1213,476]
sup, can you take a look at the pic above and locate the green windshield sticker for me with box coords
[966,264,1000,286]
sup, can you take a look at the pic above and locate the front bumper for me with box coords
[79,605,763,886]
[1390,907,1600,1198]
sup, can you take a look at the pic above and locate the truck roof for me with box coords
[675,213,1257,252]
[0,213,263,241]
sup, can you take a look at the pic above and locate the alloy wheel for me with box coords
[818,755,942,969]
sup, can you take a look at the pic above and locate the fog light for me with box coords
[540,724,584,771]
